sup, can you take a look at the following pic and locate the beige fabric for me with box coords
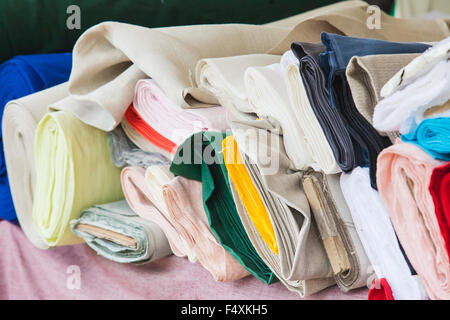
[346,53,419,142]
[301,170,372,292]
[231,119,335,297]
[395,0,450,18]
[2,83,68,249]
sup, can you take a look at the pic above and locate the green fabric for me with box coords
[33,111,124,247]
[0,0,339,63]
[170,131,277,284]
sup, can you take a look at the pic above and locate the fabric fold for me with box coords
[162,175,249,282]
[33,111,124,247]
[170,131,276,284]
[377,141,450,299]
[340,167,428,300]
[0,53,72,220]
[71,200,172,264]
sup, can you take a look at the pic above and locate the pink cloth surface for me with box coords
[377,140,450,300]
[0,221,368,300]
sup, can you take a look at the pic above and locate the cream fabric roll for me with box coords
[2,83,68,249]
[195,54,280,118]
[381,37,450,98]
[301,170,372,292]
[162,176,249,282]
[340,167,428,300]
[121,166,196,262]
[231,119,335,297]
[245,52,315,171]
[33,111,124,247]
[285,55,341,174]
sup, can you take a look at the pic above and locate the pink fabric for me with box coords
[377,140,450,300]
[162,176,249,282]
[0,221,368,299]
[121,166,186,257]
[133,79,229,147]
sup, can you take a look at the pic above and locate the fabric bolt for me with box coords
[222,135,278,254]
[301,170,371,291]
[2,83,69,249]
[170,131,276,284]
[374,59,450,134]
[340,167,428,300]
[381,37,450,97]
[368,278,394,300]
[71,200,171,264]
[318,33,430,188]
[0,53,72,221]
[346,53,418,142]
[33,111,124,247]
[429,162,450,259]
[133,79,230,153]
[230,119,335,297]
[121,166,196,260]
[402,117,450,161]
[244,52,317,171]
[107,125,170,168]
[162,175,249,282]
[291,42,358,173]
[377,140,450,299]
[195,54,280,118]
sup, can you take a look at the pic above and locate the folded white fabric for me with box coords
[2,83,68,249]
[373,58,450,134]
[284,54,341,174]
[195,54,280,119]
[244,51,316,171]
[340,167,428,300]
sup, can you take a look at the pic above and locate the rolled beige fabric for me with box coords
[231,119,335,297]
[2,83,68,249]
[301,170,372,292]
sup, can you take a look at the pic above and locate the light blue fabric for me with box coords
[402,117,450,161]
[0,53,72,220]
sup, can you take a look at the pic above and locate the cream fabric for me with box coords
[395,0,450,18]
[2,83,68,249]
[231,119,335,297]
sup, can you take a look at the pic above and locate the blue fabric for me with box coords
[0,53,72,220]
[402,117,450,161]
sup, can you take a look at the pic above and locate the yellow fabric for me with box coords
[222,135,278,254]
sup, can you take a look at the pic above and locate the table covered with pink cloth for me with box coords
[0,221,367,299]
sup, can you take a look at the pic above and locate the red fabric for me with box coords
[124,105,177,154]
[429,162,450,258]
[368,278,395,300]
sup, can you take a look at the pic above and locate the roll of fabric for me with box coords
[346,53,418,142]
[230,119,335,297]
[244,52,317,171]
[107,125,170,168]
[318,32,430,188]
[301,170,372,291]
[222,135,278,254]
[381,37,450,98]
[2,83,68,249]
[121,166,196,260]
[170,131,276,284]
[33,111,124,247]
[374,59,450,134]
[401,117,450,161]
[162,175,249,282]
[195,54,280,118]
[340,167,428,300]
[291,42,358,173]
[0,53,72,221]
[377,140,450,299]
[132,79,230,154]
[368,278,395,300]
[71,200,172,264]
[429,162,450,257]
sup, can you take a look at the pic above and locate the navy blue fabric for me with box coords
[0,53,72,220]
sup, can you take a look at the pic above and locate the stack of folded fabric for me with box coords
[2,0,450,300]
